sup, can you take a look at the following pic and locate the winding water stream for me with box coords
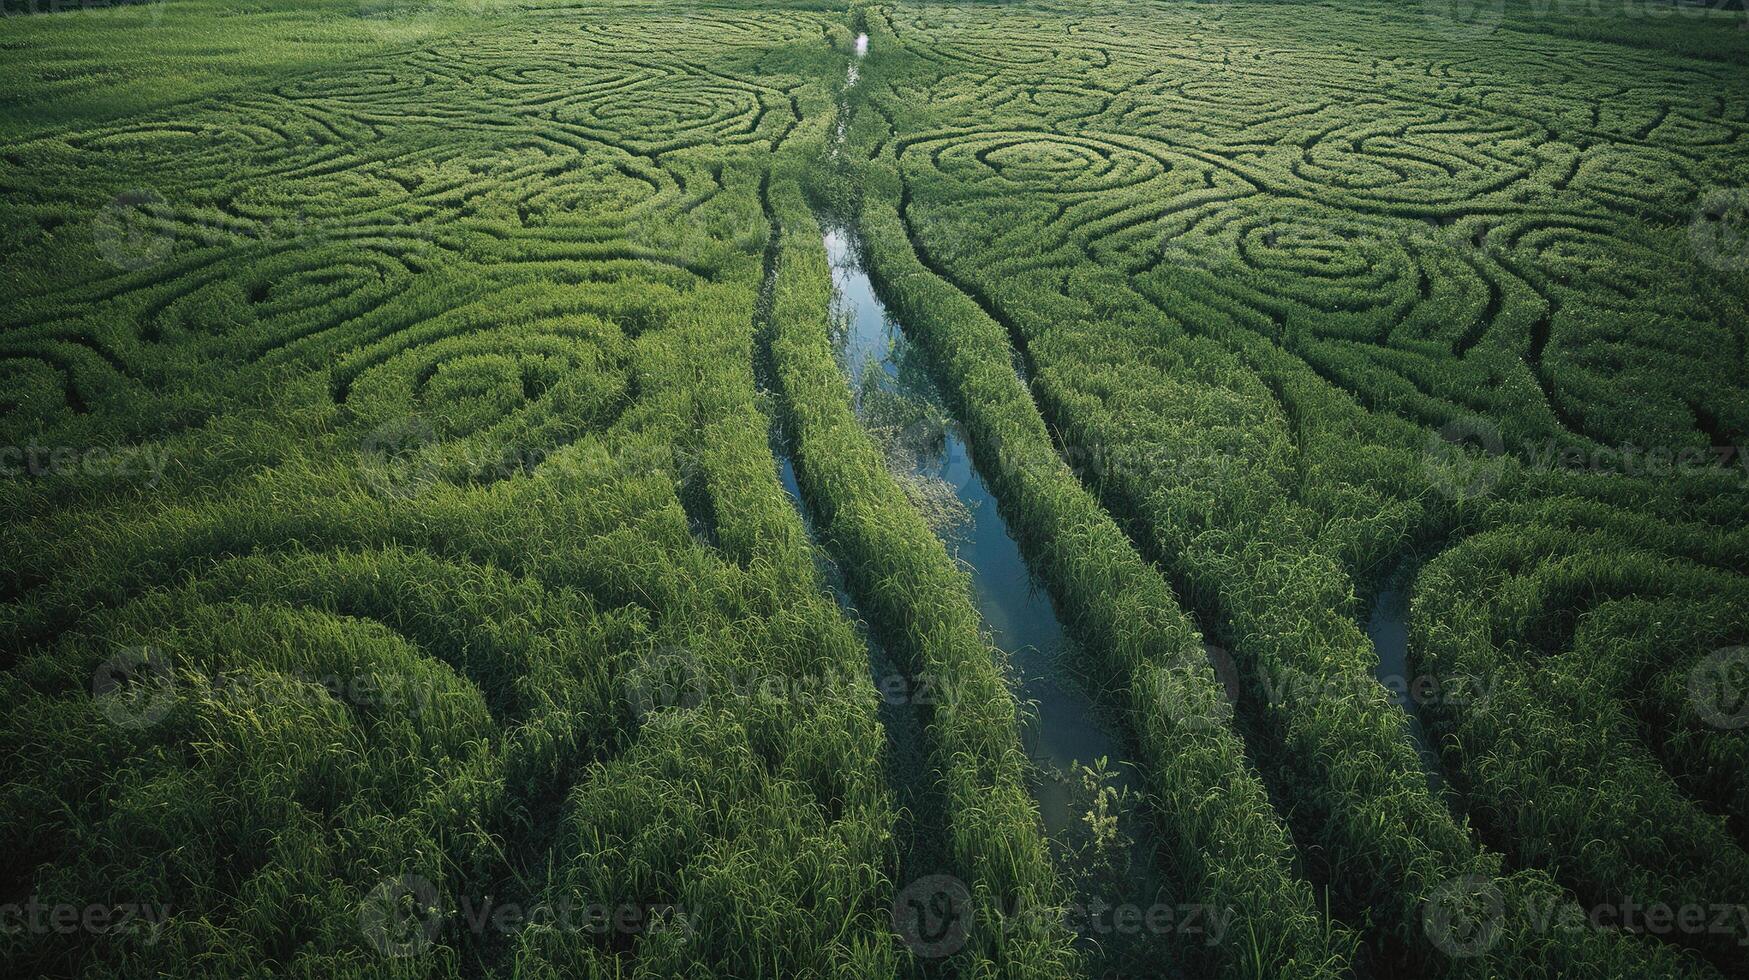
[823,221,1135,836]
[764,40,1170,965]
[823,28,1156,860]
[1366,568,1445,793]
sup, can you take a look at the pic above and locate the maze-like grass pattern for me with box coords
[869,2,1749,451]
[850,1,1749,975]
[4,0,1748,977]
[1,5,918,977]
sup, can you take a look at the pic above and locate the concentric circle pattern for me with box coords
[873,1,1749,452]
[857,2,1749,975]
[0,5,894,978]
[3,1,1747,977]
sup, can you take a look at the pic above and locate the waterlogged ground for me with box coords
[1364,569,1444,792]
[823,218,1136,837]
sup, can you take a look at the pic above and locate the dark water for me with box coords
[812,36,1170,962]
[824,223,1133,836]
[1365,577,1444,792]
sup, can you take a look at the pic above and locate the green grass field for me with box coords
[2,0,1746,977]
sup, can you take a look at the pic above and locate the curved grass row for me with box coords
[850,4,1743,975]
[2,7,916,977]
[1413,518,1749,971]
[762,161,1080,979]
[837,16,1358,977]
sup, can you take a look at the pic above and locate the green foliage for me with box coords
[843,0,1745,975]
[2,6,908,977]
[3,0,1746,977]
[763,170,1080,977]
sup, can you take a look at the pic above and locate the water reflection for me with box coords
[821,218,1135,837]
[1367,575,1445,792]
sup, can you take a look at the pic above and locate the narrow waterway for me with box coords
[822,222,1136,837]
[827,24,1155,858]
[829,33,867,156]
[812,37,1172,969]
[1365,569,1445,793]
